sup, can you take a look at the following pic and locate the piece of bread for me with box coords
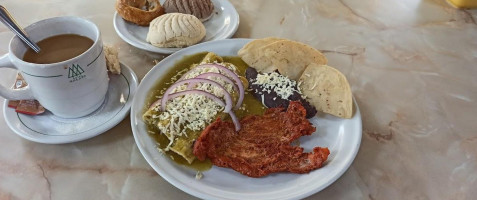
[146,13,206,48]
[116,0,165,26]
[299,64,353,118]
[104,45,121,75]
[163,0,215,22]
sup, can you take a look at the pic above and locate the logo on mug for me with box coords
[68,64,86,82]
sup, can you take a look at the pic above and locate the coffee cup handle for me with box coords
[0,53,34,100]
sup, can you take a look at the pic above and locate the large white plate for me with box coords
[113,0,240,54]
[130,39,362,200]
[4,63,138,144]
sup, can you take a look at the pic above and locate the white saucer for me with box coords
[113,0,240,54]
[3,63,138,144]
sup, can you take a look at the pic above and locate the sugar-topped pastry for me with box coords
[146,13,206,48]
[163,0,215,22]
[115,0,165,26]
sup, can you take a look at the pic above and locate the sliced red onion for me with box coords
[179,63,244,110]
[189,72,237,91]
[161,78,233,113]
[149,98,162,109]
[187,72,240,105]
[228,111,241,132]
[166,90,226,107]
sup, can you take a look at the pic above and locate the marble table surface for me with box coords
[1,0,477,199]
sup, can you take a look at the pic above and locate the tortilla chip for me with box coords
[299,63,353,118]
[263,40,327,80]
[238,37,285,73]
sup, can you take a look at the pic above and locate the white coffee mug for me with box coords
[0,16,109,118]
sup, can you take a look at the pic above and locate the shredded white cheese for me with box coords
[195,171,203,180]
[261,95,267,108]
[310,82,318,90]
[252,72,302,99]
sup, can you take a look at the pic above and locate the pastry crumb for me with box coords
[120,93,126,104]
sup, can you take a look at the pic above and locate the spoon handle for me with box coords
[0,5,41,53]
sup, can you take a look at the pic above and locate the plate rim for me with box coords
[113,0,240,54]
[2,63,138,144]
[130,38,362,200]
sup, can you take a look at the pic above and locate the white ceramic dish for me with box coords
[113,0,240,54]
[3,63,138,144]
[130,39,362,200]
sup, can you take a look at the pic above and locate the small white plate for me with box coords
[113,0,240,54]
[3,63,138,144]
[130,39,363,200]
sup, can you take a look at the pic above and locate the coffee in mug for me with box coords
[23,34,94,64]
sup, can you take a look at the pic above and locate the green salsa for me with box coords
[144,52,266,171]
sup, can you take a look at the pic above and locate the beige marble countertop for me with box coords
[1,0,477,199]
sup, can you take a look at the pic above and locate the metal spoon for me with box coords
[0,5,41,53]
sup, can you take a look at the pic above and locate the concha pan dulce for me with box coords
[146,13,206,48]
[163,0,215,22]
